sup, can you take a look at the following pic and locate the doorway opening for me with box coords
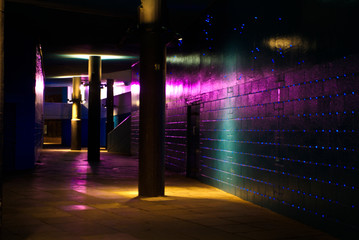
[44,119,62,145]
[186,104,200,179]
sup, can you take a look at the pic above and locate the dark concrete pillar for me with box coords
[0,0,4,226]
[87,56,102,162]
[138,0,166,197]
[106,79,114,143]
[71,77,82,150]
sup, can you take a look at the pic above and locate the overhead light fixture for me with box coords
[58,54,137,60]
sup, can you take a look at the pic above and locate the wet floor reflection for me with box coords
[71,152,90,194]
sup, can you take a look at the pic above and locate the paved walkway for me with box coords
[2,149,337,240]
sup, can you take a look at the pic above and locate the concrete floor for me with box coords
[2,149,337,240]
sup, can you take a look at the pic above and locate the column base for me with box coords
[71,119,81,150]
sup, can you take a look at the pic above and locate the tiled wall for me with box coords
[204,59,358,232]
[130,110,140,156]
[165,100,187,172]
[163,56,359,236]
[132,0,359,236]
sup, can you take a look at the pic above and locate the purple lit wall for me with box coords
[35,46,45,161]
[132,0,359,236]
[130,63,140,155]
[165,59,359,236]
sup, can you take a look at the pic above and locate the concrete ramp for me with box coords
[107,115,131,155]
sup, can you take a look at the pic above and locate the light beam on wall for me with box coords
[48,75,88,79]
[58,54,137,60]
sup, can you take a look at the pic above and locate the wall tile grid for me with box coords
[165,100,187,172]
[130,110,139,155]
[132,0,359,235]
[165,56,359,234]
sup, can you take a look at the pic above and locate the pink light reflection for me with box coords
[35,46,44,107]
[71,154,89,194]
[71,179,87,193]
[61,205,94,211]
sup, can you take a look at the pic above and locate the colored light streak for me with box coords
[59,54,137,60]
[61,205,94,211]
[198,72,356,116]
[131,83,140,95]
[167,54,201,66]
[166,83,184,97]
[48,75,88,79]
[35,72,44,95]
[35,47,44,97]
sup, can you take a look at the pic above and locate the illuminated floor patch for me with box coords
[140,196,176,202]
[60,205,95,211]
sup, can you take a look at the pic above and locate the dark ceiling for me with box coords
[5,0,214,78]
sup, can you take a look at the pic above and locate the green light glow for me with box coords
[216,106,241,183]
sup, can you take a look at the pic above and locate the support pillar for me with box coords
[0,0,4,226]
[138,0,166,197]
[87,56,102,162]
[106,79,114,146]
[71,77,82,150]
